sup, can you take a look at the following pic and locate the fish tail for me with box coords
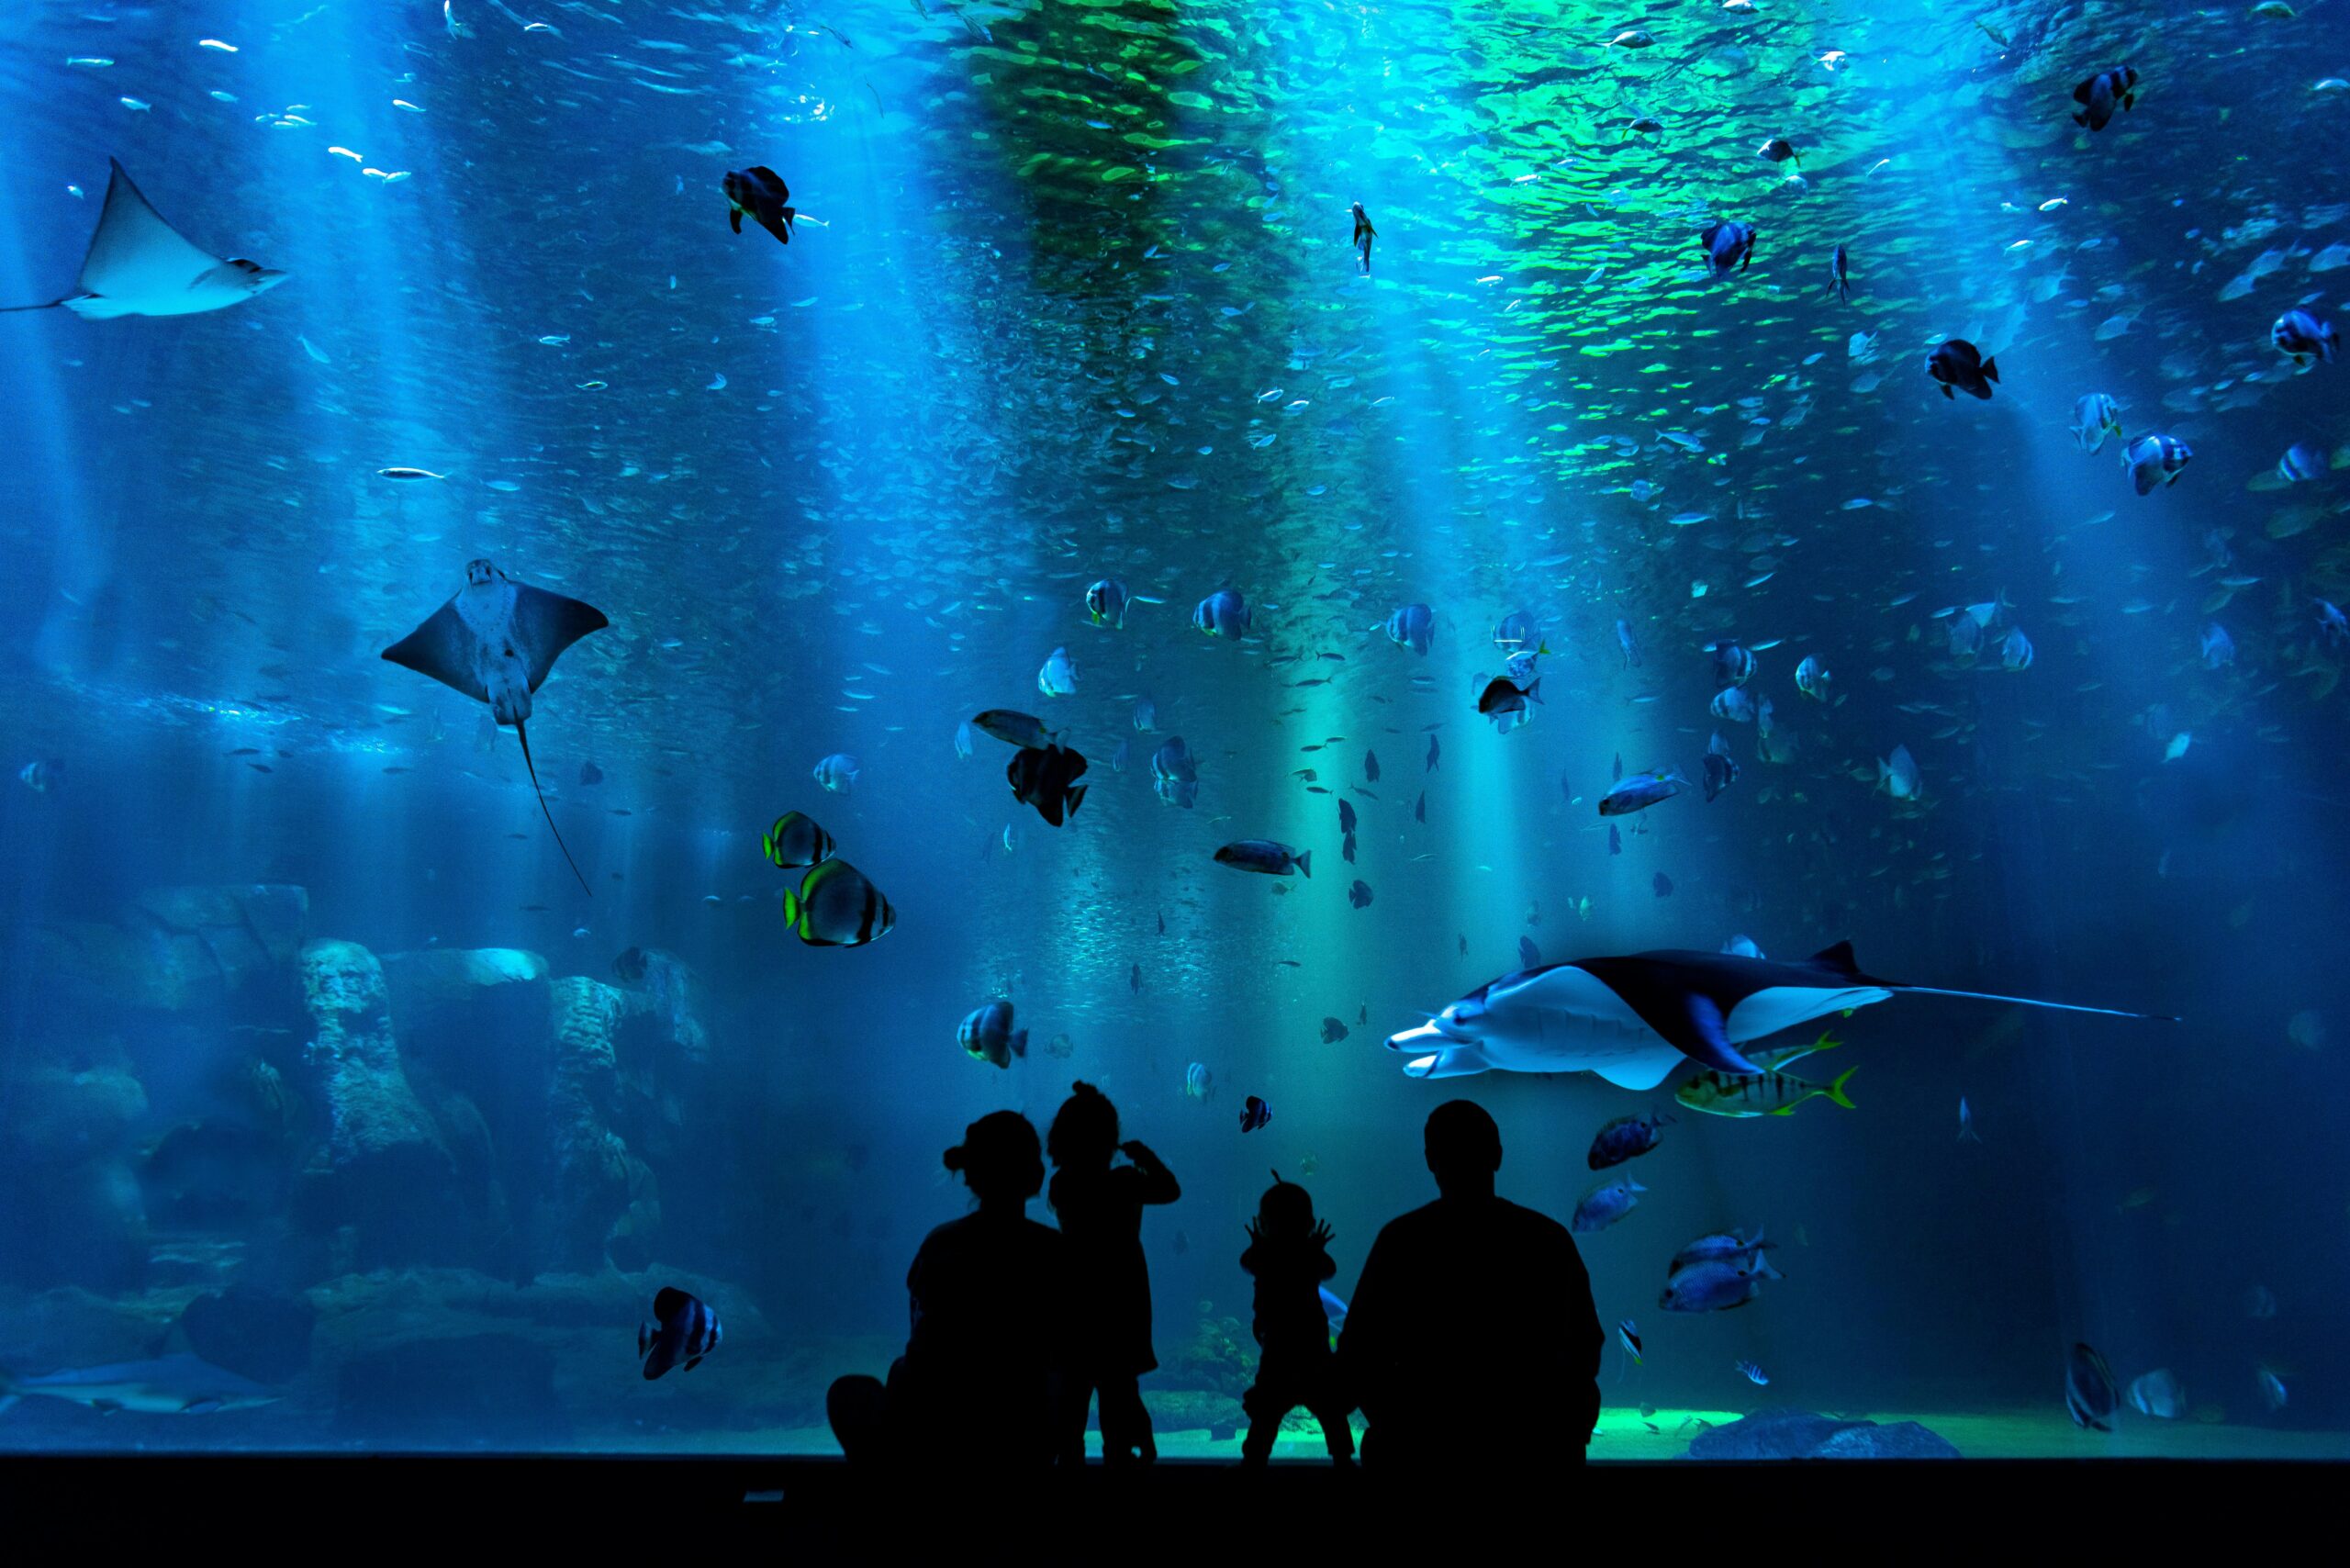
[1294,849,1312,879]
[514,721,592,896]
[1013,1029,1029,1058]
[1823,1067,1858,1109]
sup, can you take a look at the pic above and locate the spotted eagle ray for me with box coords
[383,559,609,893]
[1,159,286,319]
[1384,941,2173,1088]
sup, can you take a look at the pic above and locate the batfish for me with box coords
[383,559,609,893]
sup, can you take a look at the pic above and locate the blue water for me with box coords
[1,0,2345,1457]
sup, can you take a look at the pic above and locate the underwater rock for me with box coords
[179,1284,317,1383]
[0,1061,147,1165]
[141,1120,289,1226]
[1812,1419,1963,1460]
[546,976,660,1271]
[292,939,457,1259]
[610,946,711,1067]
[1684,1407,1961,1461]
[0,1158,149,1292]
[1142,1388,1247,1436]
[335,1332,564,1441]
[382,946,550,1017]
[28,884,308,1011]
[1159,1310,1259,1397]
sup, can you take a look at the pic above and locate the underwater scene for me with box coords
[3,0,2349,1463]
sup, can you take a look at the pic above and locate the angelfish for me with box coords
[1382,941,2174,1087]
[383,558,610,892]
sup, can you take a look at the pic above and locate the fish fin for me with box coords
[781,889,801,927]
[1959,1123,1982,1143]
[1013,1029,1028,1058]
[76,160,229,304]
[2122,94,2133,110]
[1808,940,1864,977]
[1678,992,1766,1076]
[654,1286,689,1319]
[684,1355,704,1372]
[1528,677,1544,704]
[1296,849,1312,879]
[510,583,610,692]
[383,599,490,703]
[514,720,592,896]
[2071,110,2088,126]
[1066,785,1087,818]
[2073,80,2093,104]
[1940,381,1954,398]
[92,1399,123,1416]
[730,207,743,234]
[1981,355,1999,383]
[0,299,64,312]
[748,166,784,190]
[1823,1066,1858,1109]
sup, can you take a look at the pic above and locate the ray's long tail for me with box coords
[0,301,62,313]
[514,720,592,896]
[1893,986,2176,1023]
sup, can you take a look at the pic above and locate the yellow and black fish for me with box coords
[1674,1033,1857,1118]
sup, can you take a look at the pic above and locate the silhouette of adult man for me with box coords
[1337,1100,1602,1473]
[827,1110,1069,1473]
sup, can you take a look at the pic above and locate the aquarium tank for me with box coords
[1,0,2345,1465]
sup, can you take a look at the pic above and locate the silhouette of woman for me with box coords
[1046,1081,1181,1465]
[827,1110,1069,1470]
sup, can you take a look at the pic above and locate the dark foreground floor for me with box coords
[0,1455,2335,1550]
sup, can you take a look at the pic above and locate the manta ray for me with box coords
[2,159,285,319]
[1384,941,2173,1088]
[383,559,609,893]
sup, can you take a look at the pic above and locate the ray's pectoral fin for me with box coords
[1589,1044,1687,1092]
[1675,991,1765,1076]
[510,585,610,692]
[381,600,489,703]
[77,159,227,304]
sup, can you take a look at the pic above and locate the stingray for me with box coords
[2,159,286,319]
[1383,941,2174,1089]
[383,559,609,893]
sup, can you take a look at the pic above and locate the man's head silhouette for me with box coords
[1424,1100,1502,1197]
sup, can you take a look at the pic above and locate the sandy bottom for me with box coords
[625,1405,2344,1462]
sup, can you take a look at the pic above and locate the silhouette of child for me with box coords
[1046,1081,1181,1465]
[1238,1172,1355,1464]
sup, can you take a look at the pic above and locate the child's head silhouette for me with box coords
[1046,1080,1120,1170]
[1258,1170,1315,1237]
[943,1109,1044,1203]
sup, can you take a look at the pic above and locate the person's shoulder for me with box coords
[1497,1197,1575,1240]
[1371,1199,1447,1241]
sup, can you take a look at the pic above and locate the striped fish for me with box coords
[782,859,896,946]
[1674,1032,1857,1117]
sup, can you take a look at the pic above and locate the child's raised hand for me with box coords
[1245,1217,1262,1244]
[1311,1220,1335,1248]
